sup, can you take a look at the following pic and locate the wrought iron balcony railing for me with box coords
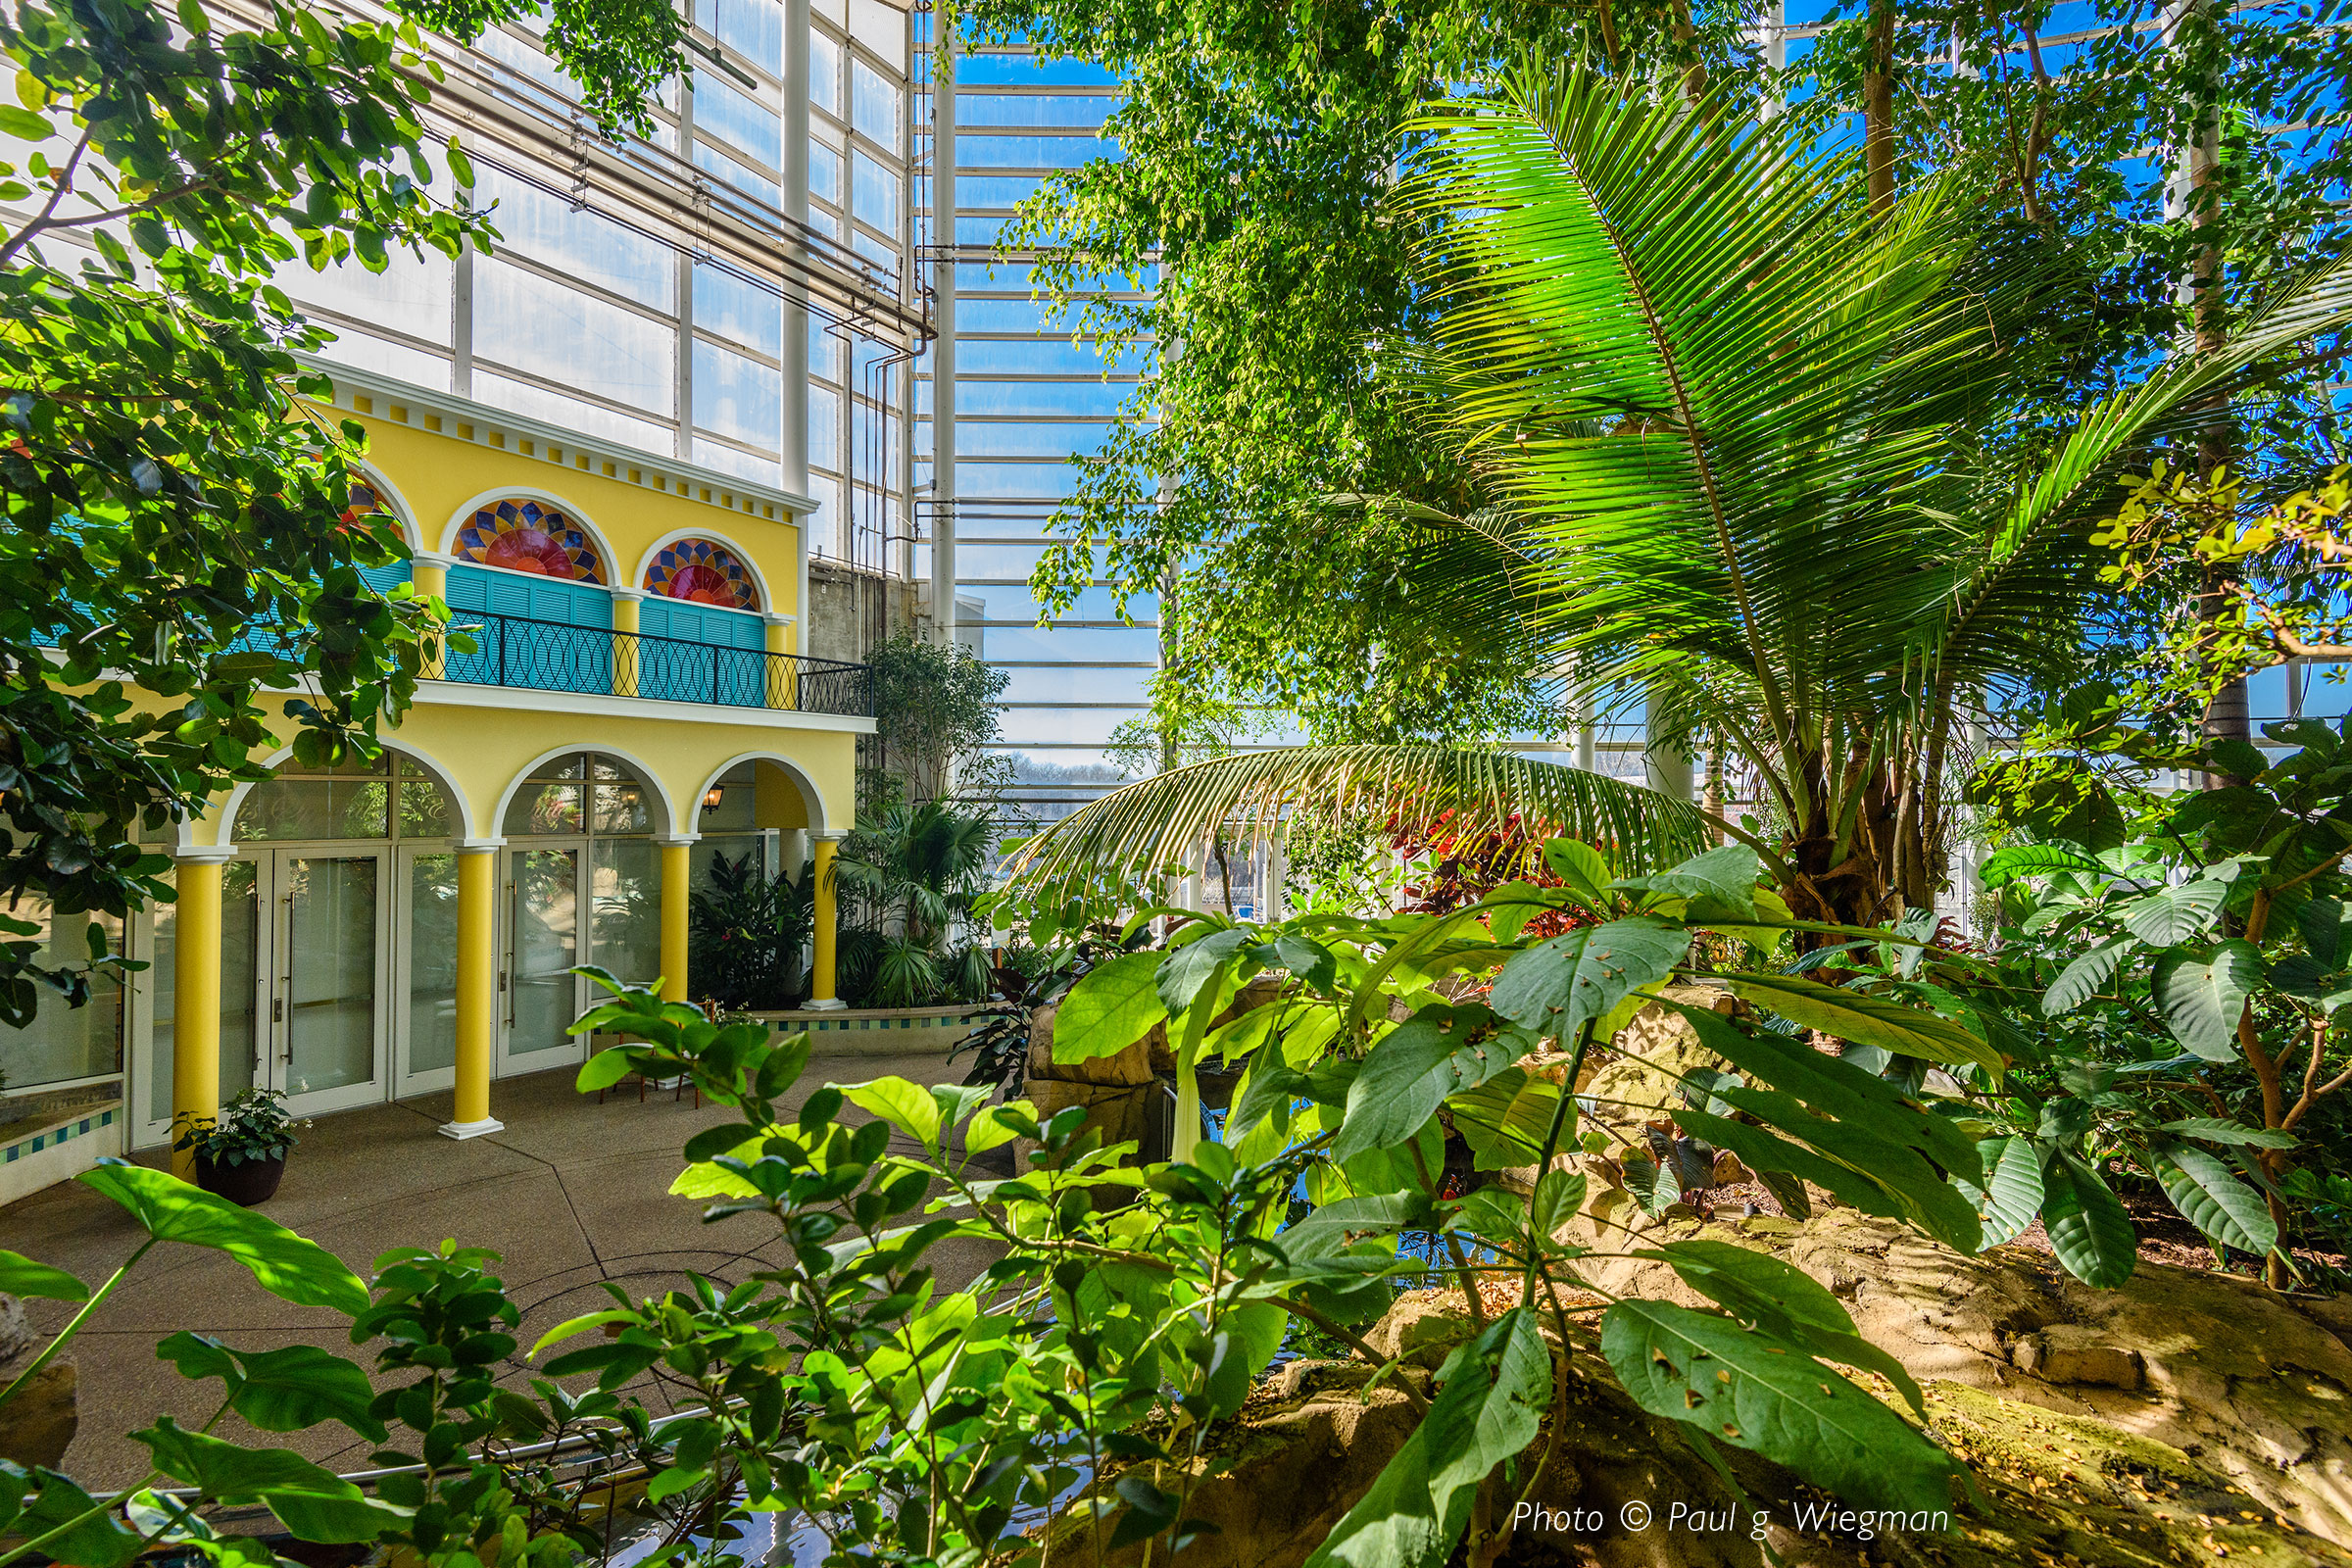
[436,612,872,717]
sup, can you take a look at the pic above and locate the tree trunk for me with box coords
[1864,0,1898,217]
[2171,0,2244,767]
[1669,0,1708,105]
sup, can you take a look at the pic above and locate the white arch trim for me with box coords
[630,527,779,617]
[695,753,831,835]
[351,461,423,552]
[437,486,623,589]
[206,737,479,846]
[490,744,684,840]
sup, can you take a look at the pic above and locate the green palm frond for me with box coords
[1396,61,1997,731]
[1925,253,2352,690]
[1005,745,1715,892]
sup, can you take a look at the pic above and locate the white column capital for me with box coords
[413,550,460,570]
[169,844,242,864]
[761,612,797,627]
[812,827,849,843]
[611,585,648,603]
[454,837,505,854]
[653,831,702,848]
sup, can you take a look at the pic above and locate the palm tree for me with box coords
[836,797,997,1007]
[1010,60,2352,927]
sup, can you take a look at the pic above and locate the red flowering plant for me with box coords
[1392,808,1608,945]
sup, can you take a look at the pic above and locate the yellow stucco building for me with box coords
[21,366,872,1178]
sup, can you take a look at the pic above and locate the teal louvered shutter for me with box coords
[638,599,766,705]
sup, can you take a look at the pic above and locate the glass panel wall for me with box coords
[917,30,1156,828]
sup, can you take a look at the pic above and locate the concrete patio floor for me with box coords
[0,1051,995,1487]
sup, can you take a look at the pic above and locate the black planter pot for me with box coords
[195,1152,286,1206]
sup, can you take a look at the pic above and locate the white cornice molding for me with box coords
[408,678,876,735]
[298,357,819,526]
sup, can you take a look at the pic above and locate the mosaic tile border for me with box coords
[786,1012,988,1034]
[3,1106,117,1165]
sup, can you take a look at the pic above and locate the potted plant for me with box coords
[172,1088,302,1205]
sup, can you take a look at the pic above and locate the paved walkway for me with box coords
[0,1052,991,1486]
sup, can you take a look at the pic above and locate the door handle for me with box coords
[272,998,284,1023]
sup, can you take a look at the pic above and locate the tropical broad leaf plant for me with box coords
[1955,722,2352,1290]
[1018,836,2002,1558]
[1008,59,2352,934]
[0,850,2005,1568]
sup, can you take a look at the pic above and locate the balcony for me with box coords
[438,612,872,716]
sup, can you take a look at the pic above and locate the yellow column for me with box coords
[414,553,451,679]
[439,843,504,1140]
[169,849,231,1180]
[612,589,642,699]
[658,835,694,1004]
[808,830,846,1009]
[762,612,797,710]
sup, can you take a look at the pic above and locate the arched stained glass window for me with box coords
[456,498,606,583]
[644,537,760,610]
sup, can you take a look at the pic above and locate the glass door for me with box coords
[503,846,587,1070]
[395,846,461,1094]
[263,852,389,1116]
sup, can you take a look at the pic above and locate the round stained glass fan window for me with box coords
[457,499,606,583]
[645,538,759,611]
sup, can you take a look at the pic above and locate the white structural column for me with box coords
[781,0,812,655]
[929,26,958,649]
[1643,694,1692,805]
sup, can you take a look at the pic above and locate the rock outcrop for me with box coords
[1036,1217,2352,1568]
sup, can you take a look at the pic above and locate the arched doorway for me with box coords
[130,750,466,1146]
[495,752,668,1071]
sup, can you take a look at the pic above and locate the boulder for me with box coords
[1360,1288,1481,1370]
[1026,999,1154,1088]
[0,1296,30,1366]
[0,1360,75,1469]
[1578,1206,2352,1549]
[1579,983,1741,1138]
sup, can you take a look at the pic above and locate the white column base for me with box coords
[437,1117,506,1141]
[803,999,849,1012]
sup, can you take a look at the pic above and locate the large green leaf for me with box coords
[1979,844,2113,887]
[1678,1097,1982,1252]
[15,1470,142,1567]
[1489,917,1689,1045]
[1052,950,1168,1065]
[2297,896,2350,968]
[836,1077,942,1148]
[1642,844,1761,919]
[2038,1152,2137,1288]
[1643,1240,1924,1416]
[2150,1140,2278,1256]
[1283,1193,1436,1257]
[2154,1117,2296,1149]
[1447,1067,1565,1170]
[1302,1310,1550,1568]
[2149,942,2261,1062]
[2120,881,2229,946]
[1955,1136,2044,1249]
[0,1251,86,1302]
[1671,1003,1983,1182]
[77,1162,368,1315]
[2043,936,2132,1017]
[1602,1300,1964,1516]
[132,1419,411,1543]
[1157,927,1253,1012]
[1727,974,2003,1073]
[155,1336,388,1442]
[1335,1004,1532,1161]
